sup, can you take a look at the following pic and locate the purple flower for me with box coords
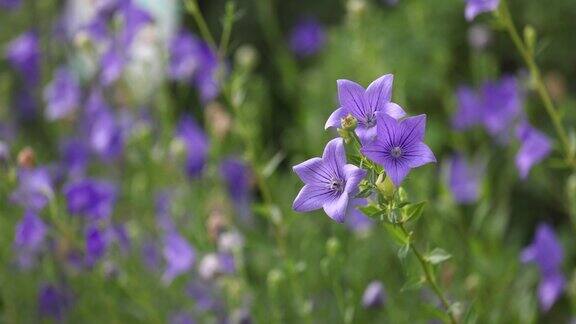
[515,122,551,179]
[10,167,53,211]
[345,198,373,233]
[194,42,221,103]
[5,31,40,85]
[64,179,117,220]
[169,31,202,81]
[162,231,195,284]
[481,76,522,138]
[326,75,406,143]
[43,68,81,121]
[186,281,218,311]
[220,158,252,219]
[14,210,47,268]
[170,312,197,324]
[86,92,123,160]
[361,114,436,186]
[100,47,125,86]
[447,154,483,204]
[59,139,89,179]
[0,0,20,9]
[38,284,72,321]
[452,86,483,131]
[141,241,161,271]
[521,223,565,312]
[85,225,107,265]
[292,138,367,223]
[289,18,326,58]
[465,0,499,21]
[0,140,8,164]
[177,115,209,178]
[118,1,153,46]
[362,281,386,309]
[198,253,235,280]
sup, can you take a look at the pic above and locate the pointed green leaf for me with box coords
[425,248,452,265]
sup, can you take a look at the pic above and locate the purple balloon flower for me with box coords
[100,47,125,86]
[118,1,153,46]
[289,18,326,58]
[362,114,436,186]
[220,158,253,219]
[482,76,522,139]
[0,0,20,9]
[38,284,72,321]
[521,223,566,312]
[177,115,209,178]
[85,92,123,160]
[169,31,203,81]
[10,167,53,211]
[64,179,117,220]
[326,75,406,143]
[85,225,108,266]
[465,0,500,21]
[452,86,483,131]
[194,42,221,104]
[5,31,40,85]
[362,281,386,309]
[43,68,81,121]
[14,210,47,268]
[292,138,367,223]
[447,154,483,204]
[345,198,373,233]
[59,139,89,179]
[163,231,195,284]
[515,122,551,179]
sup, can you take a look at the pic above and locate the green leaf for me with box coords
[425,248,452,265]
[397,243,410,259]
[382,223,410,245]
[359,204,384,218]
[401,201,427,223]
[400,276,425,292]
[262,151,285,177]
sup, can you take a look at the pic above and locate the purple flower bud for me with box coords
[85,225,108,266]
[194,42,221,103]
[10,167,53,211]
[289,18,326,58]
[43,68,81,121]
[64,179,117,220]
[176,115,209,178]
[515,122,551,179]
[38,284,72,321]
[5,31,40,85]
[163,231,195,284]
[14,210,47,268]
[362,281,386,309]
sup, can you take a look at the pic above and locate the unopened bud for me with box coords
[17,146,35,168]
[326,237,341,257]
[235,45,259,70]
[375,173,395,201]
[340,114,357,131]
[347,0,366,16]
[267,268,284,290]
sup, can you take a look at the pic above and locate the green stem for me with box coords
[399,224,458,324]
[183,0,218,50]
[499,0,574,167]
[219,1,236,58]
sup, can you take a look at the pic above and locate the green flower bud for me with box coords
[375,173,395,201]
[340,114,357,131]
[326,237,341,257]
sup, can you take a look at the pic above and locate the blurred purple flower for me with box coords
[345,198,373,233]
[362,281,386,309]
[85,225,107,266]
[38,284,72,321]
[59,139,89,179]
[155,190,175,232]
[195,42,221,103]
[447,154,483,204]
[326,75,406,143]
[86,98,123,160]
[169,31,202,81]
[468,24,491,50]
[177,115,209,178]
[163,231,195,284]
[482,76,522,139]
[64,179,117,220]
[141,241,161,271]
[220,158,252,218]
[465,0,499,21]
[100,47,125,86]
[198,253,235,280]
[170,312,197,324]
[113,223,130,253]
[521,223,565,312]
[11,167,53,211]
[118,1,153,46]
[187,280,219,311]
[515,122,551,179]
[5,31,40,85]
[362,114,436,186]
[14,210,47,268]
[0,141,8,165]
[452,86,482,131]
[44,68,81,121]
[0,0,20,9]
[293,138,366,223]
[289,18,326,58]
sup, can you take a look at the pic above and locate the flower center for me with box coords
[328,178,345,192]
[364,113,377,128]
[390,146,403,158]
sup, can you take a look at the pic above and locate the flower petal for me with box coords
[382,102,406,120]
[323,192,349,223]
[343,164,366,194]
[538,271,565,312]
[383,159,411,187]
[375,112,400,148]
[292,185,332,212]
[355,125,377,144]
[361,142,389,166]
[406,142,436,168]
[293,157,331,185]
[337,79,368,120]
[325,107,347,129]
[365,74,393,111]
[322,138,346,175]
[399,114,427,144]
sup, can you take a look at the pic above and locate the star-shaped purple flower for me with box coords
[447,154,484,204]
[325,75,406,142]
[292,138,367,223]
[361,113,436,186]
[515,122,551,179]
[162,231,195,284]
[465,0,500,21]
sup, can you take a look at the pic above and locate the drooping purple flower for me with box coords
[85,225,108,266]
[0,0,20,9]
[10,167,53,211]
[325,75,406,142]
[361,114,436,186]
[5,31,40,85]
[362,281,386,309]
[64,179,117,220]
[293,138,367,223]
[162,231,195,284]
[100,47,125,86]
[447,154,483,204]
[481,76,522,139]
[14,210,47,268]
[289,18,326,58]
[452,86,483,131]
[515,122,551,179]
[521,223,566,312]
[465,0,500,21]
[43,68,81,121]
[169,31,202,81]
[177,115,209,178]
[38,284,72,321]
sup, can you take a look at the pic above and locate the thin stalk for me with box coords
[399,224,458,324]
[183,0,217,49]
[499,0,574,167]
[219,1,236,58]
